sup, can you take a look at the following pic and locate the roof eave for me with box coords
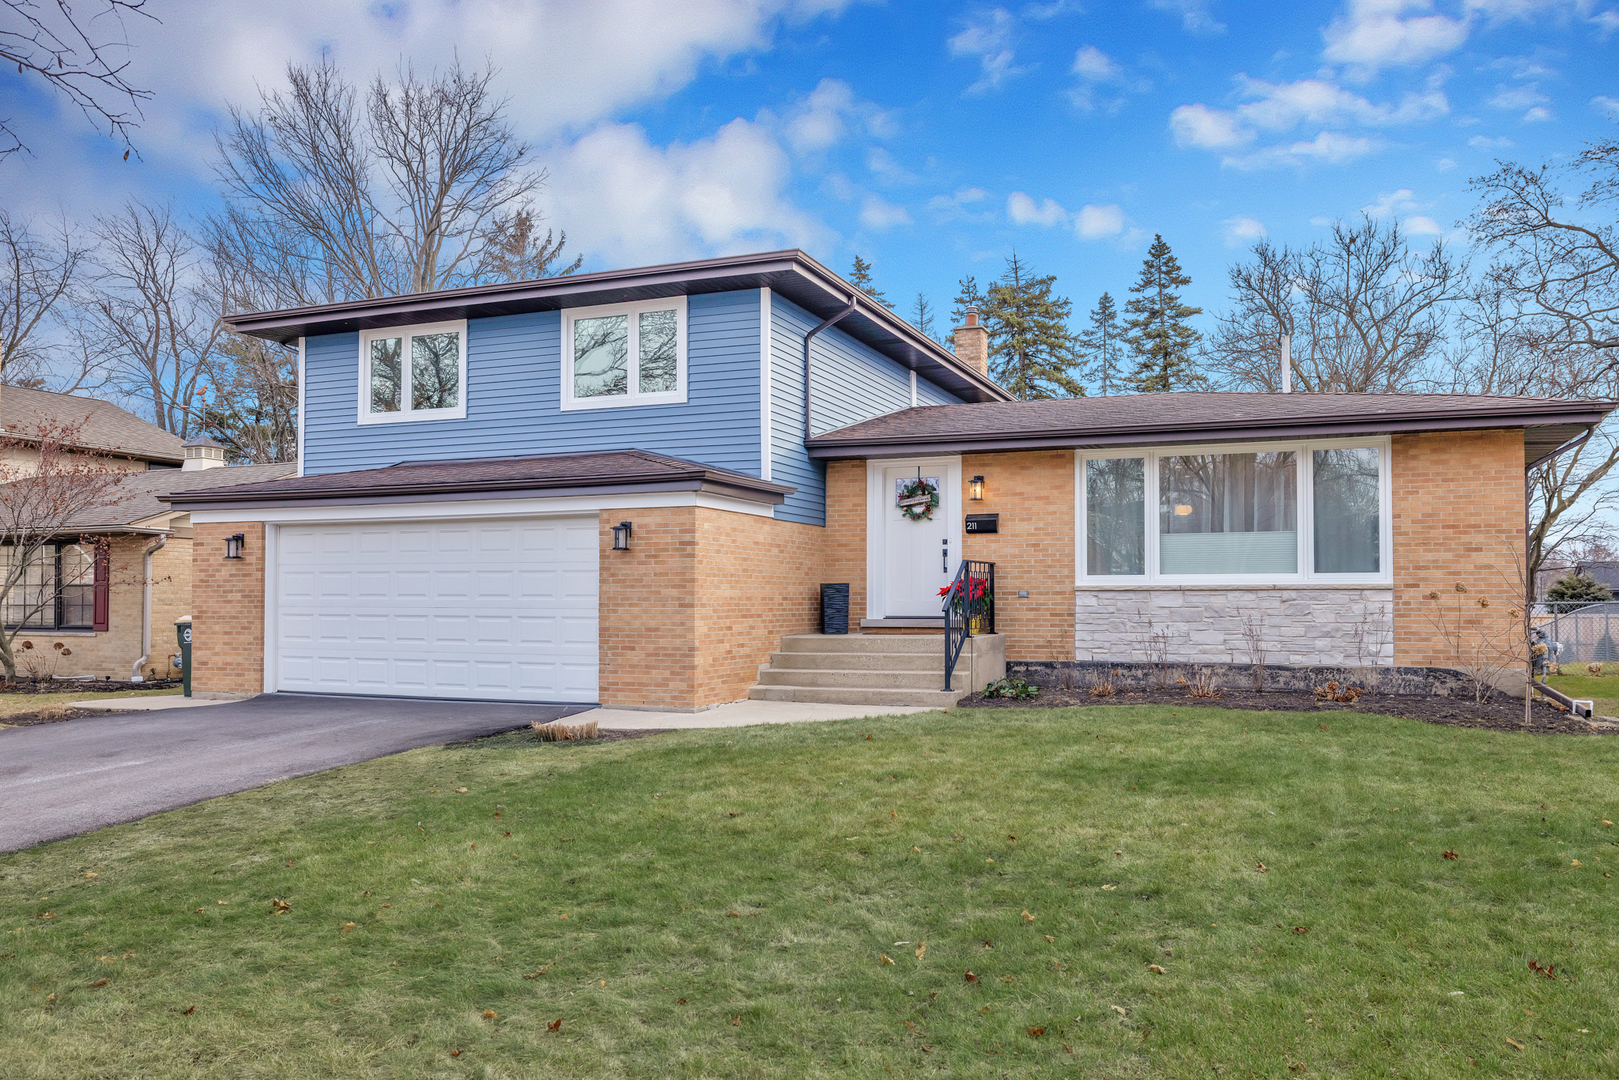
[805,408,1615,458]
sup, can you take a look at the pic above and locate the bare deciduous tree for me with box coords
[1468,123,1619,362]
[0,418,127,680]
[212,57,572,306]
[88,201,217,436]
[0,210,91,386]
[0,0,156,157]
[1206,217,1464,392]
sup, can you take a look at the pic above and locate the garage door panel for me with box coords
[276,517,598,702]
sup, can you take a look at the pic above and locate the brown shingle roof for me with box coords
[2,386,184,463]
[163,450,794,509]
[63,462,299,530]
[806,392,1616,462]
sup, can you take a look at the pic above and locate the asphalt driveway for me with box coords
[0,694,588,853]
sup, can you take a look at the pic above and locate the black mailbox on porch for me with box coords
[965,513,999,534]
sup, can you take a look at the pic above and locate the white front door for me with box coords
[878,459,958,618]
[273,516,599,702]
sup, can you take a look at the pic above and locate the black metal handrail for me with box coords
[943,559,995,691]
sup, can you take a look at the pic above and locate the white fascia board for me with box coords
[189,490,775,526]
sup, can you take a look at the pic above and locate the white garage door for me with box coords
[274,517,599,702]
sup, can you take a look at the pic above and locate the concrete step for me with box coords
[747,685,965,708]
[779,633,943,654]
[756,668,950,690]
[768,650,944,672]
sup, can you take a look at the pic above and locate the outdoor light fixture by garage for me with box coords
[968,475,986,501]
[223,533,246,559]
[611,521,633,551]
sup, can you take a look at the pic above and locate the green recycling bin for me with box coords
[175,616,192,698]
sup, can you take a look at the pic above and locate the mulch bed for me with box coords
[1,706,95,727]
[969,684,1616,735]
[0,679,180,695]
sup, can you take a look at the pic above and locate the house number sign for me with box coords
[965,513,999,534]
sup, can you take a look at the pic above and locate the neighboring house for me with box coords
[168,250,1617,709]
[0,403,296,680]
[0,385,187,476]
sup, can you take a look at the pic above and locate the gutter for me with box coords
[162,473,796,511]
[130,534,167,682]
[803,295,860,444]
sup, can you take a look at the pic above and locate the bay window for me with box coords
[561,296,687,410]
[358,321,466,423]
[1079,439,1389,583]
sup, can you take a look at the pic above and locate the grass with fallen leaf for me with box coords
[2,705,1617,1077]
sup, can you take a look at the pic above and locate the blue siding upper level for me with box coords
[300,286,966,526]
[767,294,963,525]
[303,289,763,477]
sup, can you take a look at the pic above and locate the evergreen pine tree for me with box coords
[911,292,937,339]
[848,256,887,306]
[1076,291,1124,395]
[950,274,983,328]
[1123,235,1204,392]
[980,252,1084,400]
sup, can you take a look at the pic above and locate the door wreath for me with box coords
[896,476,939,522]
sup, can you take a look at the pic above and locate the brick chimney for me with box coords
[953,306,988,377]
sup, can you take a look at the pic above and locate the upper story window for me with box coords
[1079,437,1389,585]
[358,321,467,424]
[561,296,687,411]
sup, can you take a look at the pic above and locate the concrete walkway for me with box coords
[71,692,249,712]
[573,700,935,729]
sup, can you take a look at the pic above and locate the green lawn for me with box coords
[0,688,180,723]
[1545,674,1619,719]
[3,706,1616,1078]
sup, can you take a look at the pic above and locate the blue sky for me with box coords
[2,0,1617,337]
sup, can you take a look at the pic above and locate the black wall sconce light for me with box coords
[223,533,246,560]
[968,475,986,501]
[611,521,633,551]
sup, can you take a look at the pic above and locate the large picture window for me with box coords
[1,543,102,630]
[561,297,687,410]
[358,321,466,424]
[1079,440,1389,583]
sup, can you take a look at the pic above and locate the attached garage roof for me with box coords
[162,450,795,510]
[220,250,1010,405]
[805,391,1616,463]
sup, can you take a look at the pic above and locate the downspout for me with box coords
[803,294,859,444]
[129,534,167,683]
[1524,427,1596,719]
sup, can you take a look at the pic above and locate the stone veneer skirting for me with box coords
[1074,585,1396,667]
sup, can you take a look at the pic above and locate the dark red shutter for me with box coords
[92,544,110,632]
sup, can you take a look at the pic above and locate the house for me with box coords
[167,250,1616,709]
[0,386,297,680]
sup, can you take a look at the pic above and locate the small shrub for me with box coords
[983,676,1040,700]
[1187,669,1221,700]
[1587,662,1604,676]
[1088,672,1116,698]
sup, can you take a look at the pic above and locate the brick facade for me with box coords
[190,522,267,694]
[961,450,1076,661]
[1391,429,1527,666]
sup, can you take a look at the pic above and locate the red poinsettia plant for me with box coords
[939,576,992,613]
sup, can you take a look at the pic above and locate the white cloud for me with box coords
[926,186,996,223]
[858,194,913,230]
[1223,131,1383,170]
[1007,191,1069,226]
[1221,215,1268,246]
[1170,103,1255,149]
[1321,0,1469,73]
[1467,133,1515,149]
[1487,83,1548,111]
[1521,105,1554,122]
[783,78,898,154]
[865,147,917,186]
[1405,214,1444,234]
[948,7,1031,93]
[1076,203,1127,238]
[544,118,827,266]
[1594,95,1619,115]
[1436,156,1457,170]
[1150,0,1226,34]
[1072,44,1122,81]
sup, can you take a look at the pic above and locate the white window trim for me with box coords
[560,295,688,412]
[356,320,468,425]
[1075,436,1393,587]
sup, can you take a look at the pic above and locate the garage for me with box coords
[273,516,599,703]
